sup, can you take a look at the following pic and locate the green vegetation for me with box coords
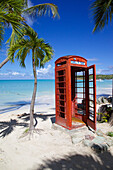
[88,74,113,80]
[91,0,113,32]
[0,0,59,69]
[8,26,54,132]
[97,107,112,123]
[97,112,110,123]
[107,132,113,137]
[0,0,59,134]
[96,74,113,80]
[78,74,113,80]
[24,128,29,134]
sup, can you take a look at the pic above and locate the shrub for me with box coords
[97,106,112,123]
[107,132,113,137]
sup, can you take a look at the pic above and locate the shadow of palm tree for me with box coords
[49,108,55,110]
[0,119,28,138]
[0,101,50,114]
[0,101,30,114]
[34,151,113,170]
[18,113,55,122]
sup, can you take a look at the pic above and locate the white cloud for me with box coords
[97,69,103,74]
[97,65,113,74]
[0,72,26,77]
[108,66,113,69]
[24,15,34,26]
[12,72,19,76]
[21,73,26,77]
[87,58,98,61]
[28,0,33,8]
[23,0,35,26]
[12,72,25,76]
[37,64,52,75]
[0,72,10,76]
[96,63,102,66]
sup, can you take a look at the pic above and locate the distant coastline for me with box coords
[0,74,113,81]
[0,79,55,81]
[96,74,113,80]
[78,74,113,80]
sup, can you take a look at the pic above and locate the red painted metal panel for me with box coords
[66,60,72,129]
[55,64,67,127]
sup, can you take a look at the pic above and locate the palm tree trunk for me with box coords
[29,49,37,131]
[0,57,9,69]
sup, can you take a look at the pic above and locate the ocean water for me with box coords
[0,80,55,113]
[0,79,112,113]
[96,79,112,96]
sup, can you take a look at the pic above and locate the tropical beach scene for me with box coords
[0,0,113,170]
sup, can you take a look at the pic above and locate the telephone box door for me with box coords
[87,65,96,130]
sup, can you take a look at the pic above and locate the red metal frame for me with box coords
[55,55,96,130]
[87,65,96,130]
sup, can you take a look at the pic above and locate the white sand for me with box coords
[0,95,113,170]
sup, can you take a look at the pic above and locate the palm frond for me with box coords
[0,0,24,14]
[6,29,20,46]
[0,22,4,46]
[8,26,54,69]
[0,2,26,47]
[34,38,53,67]
[6,24,28,48]
[8,38,31,61]
[24,26,37,40]
[91,0,113,32]
[19,47,30,67]
[23,3,59,18]
[0,10,24,34]
[34,49,39,67]
[23,0,28,8]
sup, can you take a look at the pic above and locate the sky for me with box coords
[0,0,113,80]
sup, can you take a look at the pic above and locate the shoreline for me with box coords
[0,78,112,80]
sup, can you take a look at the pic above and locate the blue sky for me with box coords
[0,0,113,79]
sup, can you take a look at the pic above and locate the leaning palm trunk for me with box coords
[8,27,54,134]
[0,57,9,69]
[29,49,37,131]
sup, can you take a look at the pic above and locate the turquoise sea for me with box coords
[0,79,55,113]
[0,79,112,114]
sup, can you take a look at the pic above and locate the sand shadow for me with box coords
[34,151,113,170]
[18,113,55,123]
[0,119,28,138]
[49,108,55,110]
[51,116,56,124]
[0,101,50,114]
[0,101,30,114]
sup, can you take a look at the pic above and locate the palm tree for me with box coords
[0,0,26,42]
[91,0,113,32]
[91,0,113,110]
[0,0,59,69]
[0,0,25,68]
[0,0,59,42]
[8,27,53,132]
[0,1,24,45]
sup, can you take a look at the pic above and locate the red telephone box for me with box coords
[55,55,96,130]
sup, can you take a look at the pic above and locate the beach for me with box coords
[1,0,113,169]
[0,79,113,170]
